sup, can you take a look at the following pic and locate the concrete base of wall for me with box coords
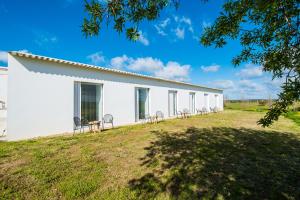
[1,112,225,141]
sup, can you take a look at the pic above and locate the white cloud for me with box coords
[0,49,31,64]
[227,64,281,99]
[155,16,196,40]
[263,77,284,94]
[18,49,30,53]
[188,26,194,34]
[160,18,170,28]
[202,20,211,29]
[128,57,163,72]
[239,79,264,92]
[154,26,167,36]
[155,61,190,81]
[236,63,263,78]
[173,16,194,37]
[154,25,167,36]
[211,80,235,89]
[180,16,192,25]
[174,28,185,39]
[0,51,7,63]
[174,16,179,22]
[212,79,266,99]
[109,55,190,81]
[176,16,194,34]
[138,31,150,46]
[201,64,220,72]
[210,75,284,100]
[110,55,129,69]
[154,18,170,36]
[87,51,105,65]
[174,16,191,25]
[34,32,58,47]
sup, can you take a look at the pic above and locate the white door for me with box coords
[168,91,177,117]
[204,94,209,110]
[189,93,195,113]
[215,95,219,108]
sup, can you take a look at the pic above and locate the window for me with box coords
[189,92,195,113]
[168,91,177,117]
[135,88,149,121]
[81,84,98,121]
[74,82,102,122]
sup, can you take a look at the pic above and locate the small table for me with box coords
[89,121,101,133]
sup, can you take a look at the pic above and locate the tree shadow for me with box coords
[129,127,300,199]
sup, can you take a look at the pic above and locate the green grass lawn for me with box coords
[225,101,300,127]
[1,110,300,199]
[225,101,269,112]
[285,111,300,126]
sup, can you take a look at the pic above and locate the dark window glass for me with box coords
[81,84,97,122]
[138,88,148,120]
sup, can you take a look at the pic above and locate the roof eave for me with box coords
[8,51,223,92]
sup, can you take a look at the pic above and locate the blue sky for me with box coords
[0,0,282,99]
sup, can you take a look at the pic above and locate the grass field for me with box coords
[225,101,269,112]
[285,111,300,126]
[225,101,300,126]
[1,110,300,199]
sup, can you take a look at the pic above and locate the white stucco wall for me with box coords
[0,67,8,105]
[0,67,8,135]
[7,54,223,141]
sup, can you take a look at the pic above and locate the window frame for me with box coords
[189,92,196,114]
[168,90,178,117]
[135,87,150,121]
[74,81,103,122]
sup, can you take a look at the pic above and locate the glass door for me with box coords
[74,83,102,123]
[81,84,98,122]
[168,91,177,116]
[136,88,149,120]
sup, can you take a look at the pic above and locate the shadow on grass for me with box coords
[129,127,300,199]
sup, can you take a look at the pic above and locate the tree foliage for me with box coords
[201,0,300,127]
[82,0,300,127]
[82,0,180,40]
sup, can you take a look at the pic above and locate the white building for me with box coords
[3,52,223,141]
[0,67,8,136]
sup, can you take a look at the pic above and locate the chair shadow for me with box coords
[128,127,300,199]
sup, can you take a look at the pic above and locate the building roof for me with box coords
[9,51,223,91]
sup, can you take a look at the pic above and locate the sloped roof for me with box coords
[9,51,222,91]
